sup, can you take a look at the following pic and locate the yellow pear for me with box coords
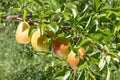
[31,28,49,51]
[15,21,30,44]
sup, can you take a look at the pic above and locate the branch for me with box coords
[1,15,39,26]
[1,15,71,31]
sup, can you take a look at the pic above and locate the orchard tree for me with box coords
[1,0,120,80]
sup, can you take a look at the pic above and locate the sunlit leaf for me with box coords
[40,23,47,35]
[71,8,77,18]
[63,71,70,80]
[31,0,42,6]
[78,62,87,71]
[93,0,101,11]
[85,15,92,29]
[47,22,59,33]
[88,70,96,80]
[99,55,106,71]
[106,67,110,80]
[106,55,111,64]
[54,66,67,78]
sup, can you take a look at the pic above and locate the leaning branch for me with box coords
[1,15,71,31]
[1,15,39,26]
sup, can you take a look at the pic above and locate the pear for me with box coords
[31,28,49,51]
[53,37,69,57]
[68,51,79,69]
[15,21,30,44]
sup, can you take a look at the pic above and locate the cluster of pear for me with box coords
[15,21,85,69]
[15,21,49,51]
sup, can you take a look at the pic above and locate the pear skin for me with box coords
[53,37,69,57]
[68,51,79,69]
[15,21,30,44]
[31,28,49,51]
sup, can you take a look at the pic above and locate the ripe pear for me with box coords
[68,51,79,69]
[53,37,69,57]
[15,21,30,44]
[31,28,49,51]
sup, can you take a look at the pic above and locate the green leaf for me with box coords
[55,77,63,80]
[98,29,110,36]
[71,8,77,18]
[22,9,27,21]
[31,0,43,6]
[89,33,103,42]
[63,71,70,80]
[89,51,100,61]
[51,0,61,11]
[82,4,88,13]
[55,71,70,80]
[78,62,87,71]
[89,63,101,77]
[85,45,93,54]
[106,55,111,65]
[99,55,106,71]
[65,2,77,18]
[54,66,67,78]
[66,3,77,9]
[85,16,92,29]
[77,70,85,80]
[93,0,100,12]
[88,70,96,80]
[79,39,91,47]
[47,22,59,33]
[89,57,99,64]
[40,23,47,35]
[115,25,120,32]
[106,67,110,80]
[28,26,37,37]
[104,45,110,53]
